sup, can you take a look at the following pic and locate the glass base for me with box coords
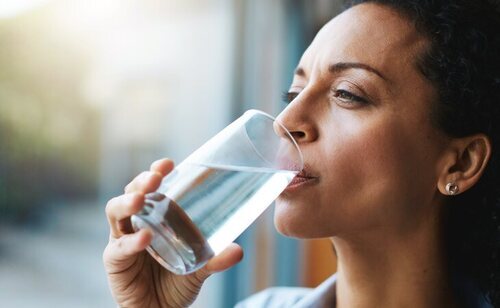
[131,214,213,275]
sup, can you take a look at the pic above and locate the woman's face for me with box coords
[275,3,450,238]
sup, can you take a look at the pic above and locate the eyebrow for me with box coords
[294,62,388,82]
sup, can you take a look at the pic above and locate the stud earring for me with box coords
[445,182,459,195]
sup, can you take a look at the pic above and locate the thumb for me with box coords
[203,243,244,275]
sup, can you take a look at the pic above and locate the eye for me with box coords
[332,89,368,104]
[282,91,299,104]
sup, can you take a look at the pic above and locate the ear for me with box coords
[437,134,492,196]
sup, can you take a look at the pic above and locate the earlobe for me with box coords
[437,134,492,196]
[445,182,460,195]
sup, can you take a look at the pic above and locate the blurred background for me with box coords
[0,0,342,306]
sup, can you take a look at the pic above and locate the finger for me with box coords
[124,171,163,194]
[103,229,153,272]
[105,193,145,237]
[106,193,145,225]
[203,243,244,275]
[150,158,174,176]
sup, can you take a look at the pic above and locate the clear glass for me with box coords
[131,109,303,275]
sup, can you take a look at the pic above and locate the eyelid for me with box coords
[333,89,367,103]
[334,81,362,94]
[282,90,299,104]
[282,87,303,104]
[330,88,370,107]
[332,81,372,103]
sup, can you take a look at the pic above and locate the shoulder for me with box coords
[234,286,312,308]
[235,274,338,308]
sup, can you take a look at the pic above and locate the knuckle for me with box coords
[126,172,148,191]
[151,171,163,182]
[141,172,162,190]
[139,171,151,179]
[137,171,153,185]
[105,197,118,216]
[146,173,163,191]
[102,241,118,265]
[102,245,111,262]
[150,159,162,170]
[116,237,125,251]
[150,158,174,175]
[130,192,144,205]
[195,267,211,283]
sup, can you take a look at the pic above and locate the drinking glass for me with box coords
[131,109,303,275]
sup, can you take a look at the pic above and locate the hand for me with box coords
[103,158,244,308]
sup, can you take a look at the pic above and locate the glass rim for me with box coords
[244,109,304,172]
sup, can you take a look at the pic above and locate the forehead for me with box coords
[299,3,427,78]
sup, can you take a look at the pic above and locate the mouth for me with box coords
[284,168,318,192]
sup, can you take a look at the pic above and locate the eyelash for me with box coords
[282,91,298,104]
[332,89,368,104]
[281,89,368,105]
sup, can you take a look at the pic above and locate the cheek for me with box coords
[273,113,441,237]
[324,118,439,231]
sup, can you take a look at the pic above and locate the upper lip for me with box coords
[295,164,318,179]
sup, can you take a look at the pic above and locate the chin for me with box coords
[273,200,313,238]
[274,198,341,239]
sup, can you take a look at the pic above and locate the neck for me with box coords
[331,211,458,308]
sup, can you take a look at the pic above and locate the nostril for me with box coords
[291,131,306,140]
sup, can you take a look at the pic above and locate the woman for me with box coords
[103,0,500,307]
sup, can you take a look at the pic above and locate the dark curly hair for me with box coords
[344,0,500,306]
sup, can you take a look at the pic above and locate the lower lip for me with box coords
[284,176,317,193]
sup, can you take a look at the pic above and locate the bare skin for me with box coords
[275,3,491,308]
[103,3,492,308]
[103,159,243,308]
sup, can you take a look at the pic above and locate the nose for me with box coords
[274,102,318,144]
